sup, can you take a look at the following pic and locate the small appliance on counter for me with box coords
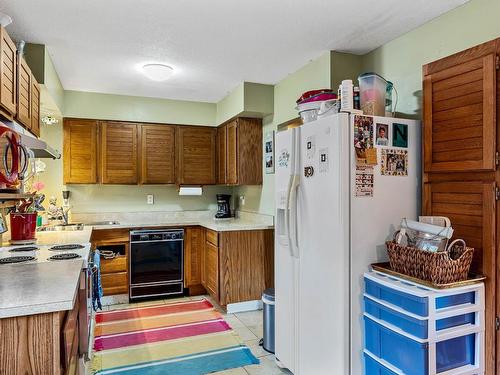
[215,194,232,219]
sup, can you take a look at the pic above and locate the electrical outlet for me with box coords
[147,194,154,205]
[239,195,245,206]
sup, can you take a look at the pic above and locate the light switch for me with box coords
[147,194,154,204]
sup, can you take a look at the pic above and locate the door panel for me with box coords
[101,122,138,184]
[0,27,17,119]
[63,119,99,184]
[423,43,496,172]
[140,124,175,184]
[216,125,227,184]
[15,57,32,129]
[176,126,216,185]
[205,242,219,300]
[30,76,40,137]
[424,180,495,373]
[226,121,237,185]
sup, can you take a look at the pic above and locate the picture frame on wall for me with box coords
[265,130,275,174]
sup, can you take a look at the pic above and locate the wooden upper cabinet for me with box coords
[101,121,139,184]
[423,40,497,172]
[30,75,40,137]
[226,121,238,184]
[63,119,99,184]
[217,118,262,186]
[140,124,175,184]
[216,125,227,184]
[15,57,32,129]
[177,126,216,185]
[0,27,17,120]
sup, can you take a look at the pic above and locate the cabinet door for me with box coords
[184,227,203,287]
[237,118,263,185]
[205,241,219,301]
[177,126,216,185]
[101,121,138,184]
[16,57,32,129]
[0,27,17,119]
[63,119,99,184]
[226,121,238,185]
[140,124,175,184]
[216,125,227,184]
[423,41,497,172]
[423,180,495,366]
[30,75,40,137]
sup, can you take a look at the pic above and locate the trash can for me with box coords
[262,288,275,353]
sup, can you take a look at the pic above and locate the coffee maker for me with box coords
[215,194,232,219]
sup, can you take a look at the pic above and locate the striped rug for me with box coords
[91,298,259,374]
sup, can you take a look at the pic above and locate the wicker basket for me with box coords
[386,239,474,284]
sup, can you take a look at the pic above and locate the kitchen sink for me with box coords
[37,223,85,232]
[86,221,120,226]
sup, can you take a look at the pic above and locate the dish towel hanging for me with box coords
[93,249,103,311]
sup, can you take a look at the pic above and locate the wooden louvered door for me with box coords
[423,39,500,375]
[30,75,40,137]
[216,125,227,184]
[63,119,99,184]
[140,124,175,184]
[176,126,216,185]
[226,120,238,185]
[0,27,17,120]
[101,121,138,184]
[423,40,497,172]
[15,57,32,129]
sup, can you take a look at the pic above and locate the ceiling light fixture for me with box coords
[0,12,12,27]
[142,64,174,82]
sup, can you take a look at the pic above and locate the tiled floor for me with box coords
[91,295,290,375]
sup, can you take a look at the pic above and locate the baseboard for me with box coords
[226,299,263,314]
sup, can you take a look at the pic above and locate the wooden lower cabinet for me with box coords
[184,227,206,295]
[0,290,80,375]
[91,228,130,296]
[201,228,274,307]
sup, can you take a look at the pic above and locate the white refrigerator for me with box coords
[274,112,420,375]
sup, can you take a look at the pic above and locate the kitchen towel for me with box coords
[92,250,103,311]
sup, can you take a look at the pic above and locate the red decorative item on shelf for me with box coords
[10,212,37,241]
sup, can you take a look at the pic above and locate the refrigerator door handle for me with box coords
[283,174,294,247]
[288,173,300,258]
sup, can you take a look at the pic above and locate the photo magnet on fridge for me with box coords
[381,149,408,176]
[375,123,389,146]
[392,123,408,148]
[353,115,374,165]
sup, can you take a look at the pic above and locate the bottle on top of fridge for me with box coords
[353,87,360,110]
[340,79,354,112]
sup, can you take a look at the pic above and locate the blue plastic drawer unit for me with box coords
[364,315,478,375]
[364,272,483,317]
[364,296,477,339]
[365,277,428,316]
[364,352,398,375]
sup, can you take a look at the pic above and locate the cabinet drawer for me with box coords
[102,272,128,295]
[101,255,127,274]
[206,229,218,246]
[62,296,79,369]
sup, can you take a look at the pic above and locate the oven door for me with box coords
[130,239,183,285]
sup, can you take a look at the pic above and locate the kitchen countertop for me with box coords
[0,261,83,318]
[90,218,274,232]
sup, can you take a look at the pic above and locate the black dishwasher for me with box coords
[129,229,184,301]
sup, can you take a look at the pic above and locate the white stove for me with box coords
[0,243,92,268]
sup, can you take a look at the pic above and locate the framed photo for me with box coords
[392,123,408,148]
[375,123,389,146]
[265,131,275,174]
[381,149,408,176]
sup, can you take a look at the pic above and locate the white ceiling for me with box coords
[1,0,468,103]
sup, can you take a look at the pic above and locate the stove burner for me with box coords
[48,253,81,261]
[0,256,36,264]
[50,244,85,251]
[9,246,39,253]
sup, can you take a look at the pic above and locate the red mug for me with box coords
[10,212,37,241]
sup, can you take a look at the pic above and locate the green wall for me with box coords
[64,90,216,126]
[361,0,499,118]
